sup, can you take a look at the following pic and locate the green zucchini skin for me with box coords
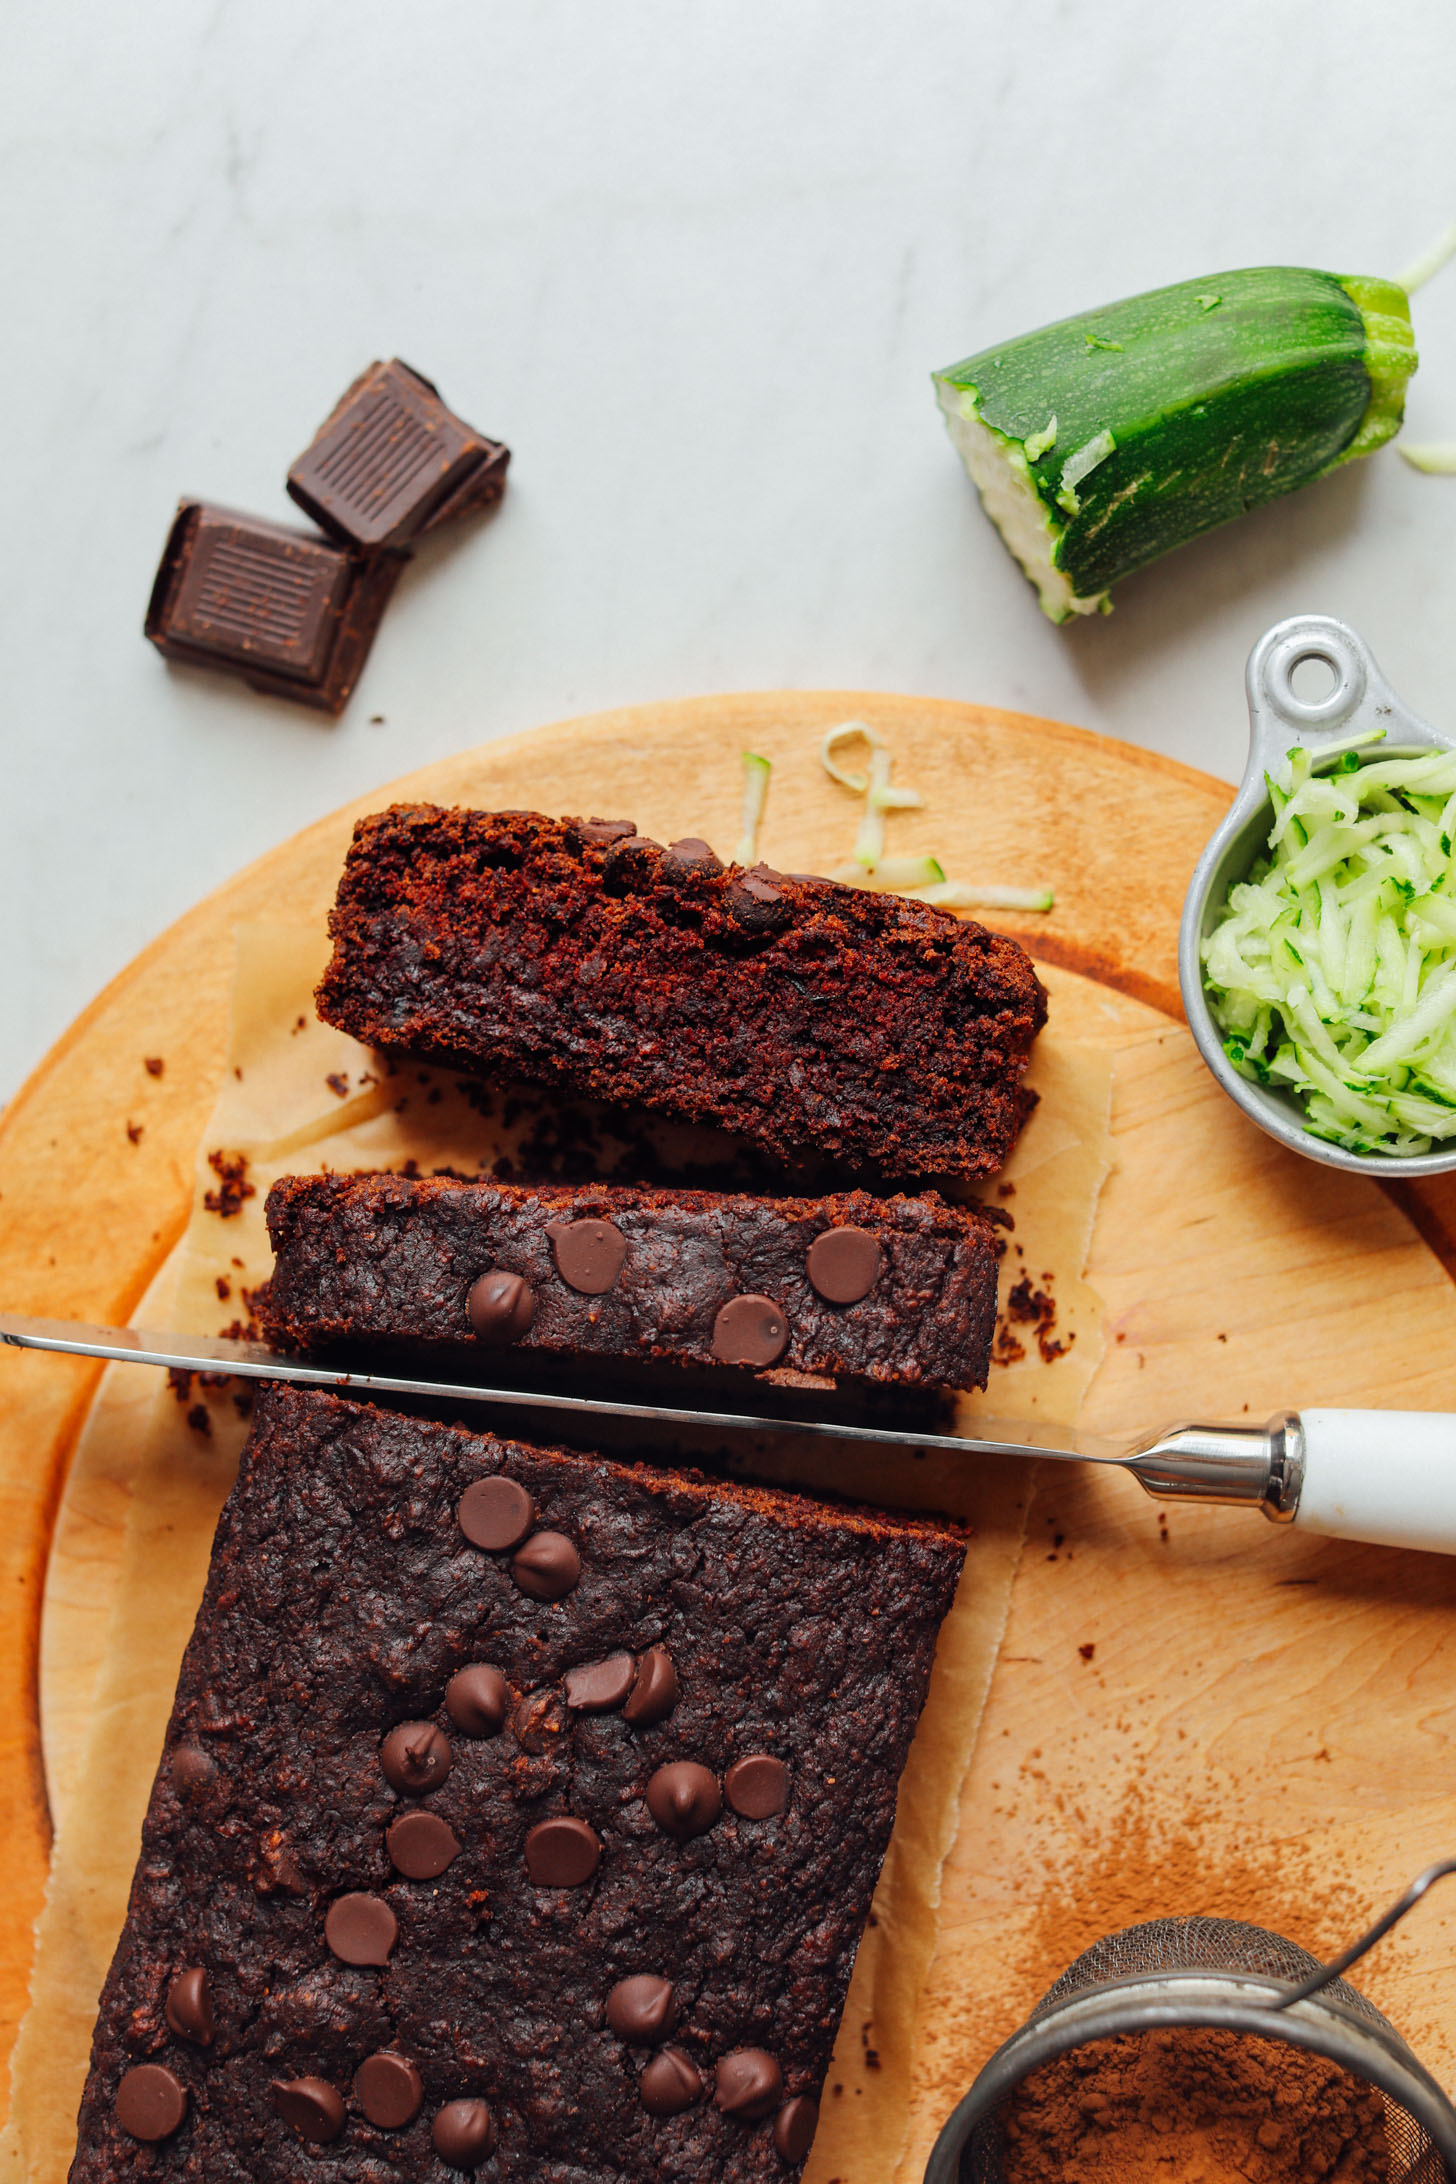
[934,268,1416,618]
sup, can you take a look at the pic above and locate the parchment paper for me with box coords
[2,930,1111,2184]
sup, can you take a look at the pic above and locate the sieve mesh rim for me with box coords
[1024,1915,1398,2033]
[923,1916,1456,2184]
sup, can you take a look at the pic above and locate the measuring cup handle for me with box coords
[1295,1409,1456,1555]
[1243,616,1447,780]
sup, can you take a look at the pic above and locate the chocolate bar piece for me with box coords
[70,1384,965,2182]
[144,503,404,715]
[258,1171,1003,1392]
[287,360,510,550]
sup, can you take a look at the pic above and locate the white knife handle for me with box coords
[1296,1409,1456,1555]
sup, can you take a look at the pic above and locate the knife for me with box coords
[2,1312,1450,1557]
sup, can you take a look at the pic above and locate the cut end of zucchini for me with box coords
[933,379,1108,622]
[1334,275,1417,461]
[935,266,1417,618]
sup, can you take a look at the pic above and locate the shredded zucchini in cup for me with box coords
[1178,614,1456,1176]
[1203,734,1456,1154]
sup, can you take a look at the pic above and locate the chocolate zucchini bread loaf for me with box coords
[72,1384,965,2183]
[315,806,1047,1180]
[257,1172,1002,1391]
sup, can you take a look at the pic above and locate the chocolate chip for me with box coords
[774,2093,820,2161]
[546,1216,627,1294]
[164,1966,214,2046]
[525,1814,601,1887]
[623,1645,679,1727]
[805,1225,883,1304]
[467,1269,536,1343]
[387,1810,461,1879]
[354,2051,423,2129]
[602,835,664,891]
[445,1662,510,1736]
[724,1753,790,1818]
[580,818,636,845]
[639,2047,702,2116]
[115,2063,187,2142]
[169,1744,216,1797]
[458,1474,535,1551]
[711,1294,790,1367]
[605,1973,677,2044]
[645,1761,721,1840]
[432,2098,497,2167]
[664,836,723,875]
[511,1529,581,1601]
[564,1652,635,1712]
[380,1720,452,1795]
[273,2076,346,2144]
[324,1892,398,1966]
[727,870,791,931]
[716,2048,784,2122]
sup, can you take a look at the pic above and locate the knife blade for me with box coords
[0,1310,1126,1465]
[10,1316,1456,1558]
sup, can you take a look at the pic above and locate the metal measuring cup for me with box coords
[1178,614,1456,1179]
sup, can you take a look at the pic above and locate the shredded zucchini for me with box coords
[735,751,771,865]
[826,855,945,891]
[1203,731,1456,1154]
[818,721,882,794]
[1056,428,1116,516]
[1023,415,1057,463]
[911,880,1056,912]
[1399,442,1456,474]
[814,720,1053,912]
[1393,219,1456,464]
[1398,217,1456,295]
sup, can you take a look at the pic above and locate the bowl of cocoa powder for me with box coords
[995,2027,1390,2183]
[924,1917,1456,2184]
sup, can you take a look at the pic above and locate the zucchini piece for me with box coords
[934,267,1416,621]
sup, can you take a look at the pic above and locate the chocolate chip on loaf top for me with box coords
[257,1171,1002,1391]
[72,1384,965,2183]
[314,806,1047,1181]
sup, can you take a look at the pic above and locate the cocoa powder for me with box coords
[997,2027,1390,2182]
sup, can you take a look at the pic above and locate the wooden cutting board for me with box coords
[6,691,1456,2159]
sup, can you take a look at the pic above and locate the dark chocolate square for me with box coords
[287,360,510,550]
[164,508,350,680]
[145,503,405,716]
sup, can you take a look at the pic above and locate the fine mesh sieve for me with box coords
[924,1864,1456,2184]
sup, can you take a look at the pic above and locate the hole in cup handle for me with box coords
[1260,629,1367,731]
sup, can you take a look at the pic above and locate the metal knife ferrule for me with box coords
[1126,1409,1304,1523]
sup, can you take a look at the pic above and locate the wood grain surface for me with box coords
[5,691,1456,2156]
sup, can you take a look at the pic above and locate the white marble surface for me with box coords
[4,0,1456,1100]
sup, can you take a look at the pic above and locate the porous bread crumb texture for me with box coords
[70,1385,965,2184]
[315,806,1047,1182]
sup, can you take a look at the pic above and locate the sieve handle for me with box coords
[1295,1409,1456,1554]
